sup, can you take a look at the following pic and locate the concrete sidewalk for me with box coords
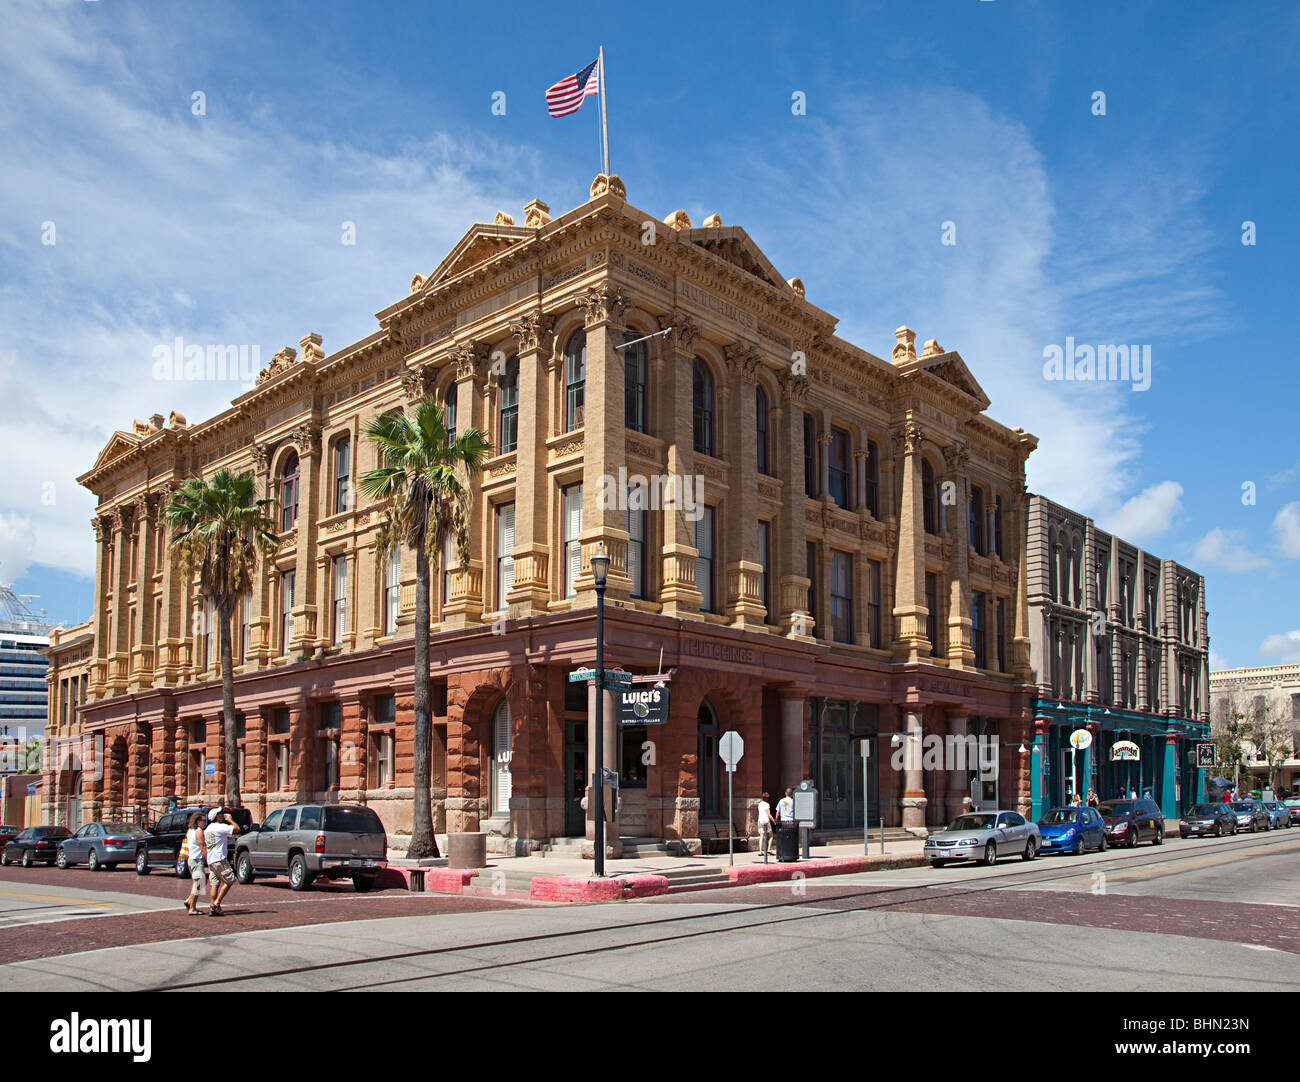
[390,836,928,901]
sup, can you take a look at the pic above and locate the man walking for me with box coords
[203,807,240,917]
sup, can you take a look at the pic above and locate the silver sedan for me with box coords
[924,810,1041,867]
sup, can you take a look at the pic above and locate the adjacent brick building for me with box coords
[56,175,1044,853]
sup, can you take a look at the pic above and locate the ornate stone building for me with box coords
[41,619,93,826]
[1026,494,1210,817]
[59,176,1042,853]
[1210,664,1300,795]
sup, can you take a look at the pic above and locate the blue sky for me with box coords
[1,0,1297,668]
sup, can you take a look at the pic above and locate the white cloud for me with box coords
[1271,501,1300,558]
[1097,481,1184,544]
[0,513,38,584]
[1192,528,1270,573]
[1208,648,1232,672]
[1258,631,1300,664]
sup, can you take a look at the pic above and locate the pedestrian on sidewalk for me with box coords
[756,792,775,857]
[1087,788,1099,808]
[776,788,795,823]
[182,812,210,915]
[203,807,240,917]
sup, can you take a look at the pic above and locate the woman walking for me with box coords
[183,812,209,915]
[756,792,775,859]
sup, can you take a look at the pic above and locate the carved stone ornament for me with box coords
[893,421,924,454]
[921,337,944,358]
[589,173,627,200]
[299,333,325,363]
[724,342,761,384]
[509,310,554,353]
[942,443,970,472]
[788,276,806,297]
[663,209,692,230]
[452,340,487,380]
[891,326,917,364]
[657,309,698,352]
[523,199,552,228]
[579,283,627,329]
[288,423,321,456]
[401,366,434,402]
[249,442,271,473]
[493,211,515,227]
[257,346,298,385]
[410,274,426,294]
[777,372,809,402]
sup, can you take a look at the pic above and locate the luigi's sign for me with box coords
[617,684,670,727]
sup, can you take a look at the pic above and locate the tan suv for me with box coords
[232,803,387,891]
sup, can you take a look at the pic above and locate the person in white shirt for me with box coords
[776,788,796,822]
[203,807,240,916]
[756,792,775,858]
[183,812,209,915]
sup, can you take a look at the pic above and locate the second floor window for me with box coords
[565,330,585,431]
[240,590,252,661]
[333,436,351,513]
[331,555,347,645]
[384,545,401,634]
[693,358,715,456]
[499,356,519,453]
[993,494,1003,558]
[972,590,987,668]
[830,550,853,644]
[756,386,770,475]
[969,486,986,556]
[758,520,771,618]
[922,459,937,535]
[627,501,645,600]
[562,483,582,598]
[829,427,851,509]
[280,453,299,532]
[865,441,879,518]
[806,541,818,629]
[695,505,715,612]
[867,559,882,649]
[997,598,1007,672]
[496,502,515,610]
[441,533,455,612]
[279,570,295,654]
[803,412,817,496]
[445,383,457,442]
[925,571,938,656]
[625,337,647,433]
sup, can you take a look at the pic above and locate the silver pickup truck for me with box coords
[232,803,387,891]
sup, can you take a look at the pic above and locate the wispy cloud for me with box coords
[1099,481,1185,545]
[1258,630,1300,664]
[1192,527,1270,573]
[1271,501,1300,558]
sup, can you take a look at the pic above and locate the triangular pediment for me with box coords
[687,226,791,291]
[425,223,532,288]
[92,431,143,471]
[917,351,991,410]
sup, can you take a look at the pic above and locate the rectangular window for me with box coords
[280,571,295,654]
[624,341,647,433]
[865,441,879,518]
[240,590,252,661]
[203,598,215,670]
[441,533,455,614]
[627,500,645,600]
[996,598,1007,672]
[993,495,1003,558]
[445,385,457,442]
[803,412,817,497]
[695,506,715,613]
[806,541,818,630]
[331,555,347,645]
[272,707,290,791]
[319,702,342,791]
[830,551,853,644]
[496,502,515,610]
[499,364,519,453]
[925,571,938,657]
[972,590,987,668]
[828,427,851,510]
[758,520,771,619]
[562,484,582,599]
[867,559,882,648]
[566,348,585,431]
[333,437,351,513]
[969,488,986,556]
[384,545,401,634]
[371,694,396,788]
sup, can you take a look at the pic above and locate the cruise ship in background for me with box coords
[0,583,55,757]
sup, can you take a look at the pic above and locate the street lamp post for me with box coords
[590,544,610,878]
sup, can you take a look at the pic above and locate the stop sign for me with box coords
[719,731,744,767]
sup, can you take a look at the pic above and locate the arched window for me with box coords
[491,698,512,817]
[332,436,351,514]
[968,486,985,555]
[922,459,937,535]
[279,453,299,531]
[444,383,458,442]
[697,699,720,819]
[755,385,769,475]
[564,330,586,431]
[499,355,519,453]
[624,336,647,433]
[692,358,714,456]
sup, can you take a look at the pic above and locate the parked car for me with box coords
[134,805,256,876]
[1230,802,1270,832]
[57,822,150,870]
[1180,803,1238,837]
[0,825,20,849]
[1097,797,1165,847]
[233,803,388,890]
[924,810,1040,867]
[1283,797,1300,822]
[1037,806,1108,854]
[1,825,73,866]
[1261,802,1292,829]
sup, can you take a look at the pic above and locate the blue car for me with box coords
[1037,806,1108,854]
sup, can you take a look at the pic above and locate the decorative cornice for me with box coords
[257,346,298,386]
[724,341,761,384]
[508,309,554,353]
[578,283,627,329]
[452,340,488,381]
[288,423,321,456]
[656,309,698,353]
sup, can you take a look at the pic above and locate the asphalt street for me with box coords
[0,829,1294,991]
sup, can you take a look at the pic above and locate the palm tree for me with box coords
[361,397,491,860]
[166,470,280,808]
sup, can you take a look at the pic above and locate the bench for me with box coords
[699,821,751,854]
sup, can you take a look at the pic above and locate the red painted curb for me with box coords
[391,866,475,893]
[529,874,670,902]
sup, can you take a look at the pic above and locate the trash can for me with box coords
[775,822,799,862]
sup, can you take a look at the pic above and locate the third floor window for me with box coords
[565,331,585,432]
[625,337,647,434]
[693,358,715,456]
[280,453,299,532]
[499,356,519,453]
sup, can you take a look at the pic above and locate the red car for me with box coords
[0,826,19,848]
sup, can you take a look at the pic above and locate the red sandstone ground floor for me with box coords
[50,609,1036,853]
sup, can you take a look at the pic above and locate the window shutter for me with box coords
[565,485,582,595]
[626,505,643,597]
[499,503,515,596]
[494,700,512,813]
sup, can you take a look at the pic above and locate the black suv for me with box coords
[1097,797,1164,847]
[134,805,255,876]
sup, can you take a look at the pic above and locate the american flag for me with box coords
[545,58,600,118]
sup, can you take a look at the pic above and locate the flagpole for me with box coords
[598,45,610,176]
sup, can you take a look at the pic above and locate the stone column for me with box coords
[445,679,482,833]
[89,514,113,700]
[338,694,368,803]
[778,688,807,791]
[154,482,185,685]
[148,714,175,820]
[289,422,321,658]
[656,311,704,616]
[901,706,927,833]
[506,310,555,613]
[442,342,488,628]
[129,494,156,690]
[891,422,930,662]
[724,342,765,629]
[776,373,812,639]
[584,682,621,858]
[107,508,132,694]
[946,714,971,820]
[944,444,975,669]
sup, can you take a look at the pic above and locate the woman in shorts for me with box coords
[183,812,209,915]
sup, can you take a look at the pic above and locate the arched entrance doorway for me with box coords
[697,699,721,821]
